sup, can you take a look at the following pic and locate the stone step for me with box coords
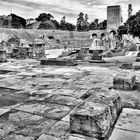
[40,59,78,66]
[113,71,136,90]
[86,92,122,126]
[70,101,111,139]
[89,59,105,63]
[115,108,140,133]
[109,108,140,140]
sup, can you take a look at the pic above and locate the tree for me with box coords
[52,20,60,29]
[89,22,96,30]
[117,24,128,40]
[77,12,85,31]
[65,22,76,31]
[83,14,89,31]
[60,16,66,30]
[94,19,99,29]
[126,11,140,37]
[98,20,107,30]
[36,13,54,22]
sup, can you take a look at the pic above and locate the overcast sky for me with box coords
[0,0,139,24]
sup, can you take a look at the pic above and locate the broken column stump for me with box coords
[70,101,111,139]
[113,71,136,90]
[40,58,78,66]
[86,92,122,126]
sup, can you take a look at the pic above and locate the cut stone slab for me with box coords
[115,108,140,133]
[3,134,34,140]
[0,122,18,139]
[37,134,60,140]
[0,110,56,137]
[89,59,105,63]
[40,59,78,66]
[132,62,140,70]
[86,92,122,126]
[47,121,69,138]
[0,108,9,116]
[70,101,111,139]
[68,135,98,140]
[15,101,71,120]
[52,89,88,99]
[0,95,24,110]
[113,71,136,90]
[45,94,82,107]
[109,128,140,140]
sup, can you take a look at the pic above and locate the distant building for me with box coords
[107,5,123,31]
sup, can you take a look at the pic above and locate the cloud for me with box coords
[0,0,139,24]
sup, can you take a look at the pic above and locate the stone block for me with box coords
[46,94,82,107]
[48,121,69,138]
[92,55,102,60]
[70,101,111,139]
[109,128,140,140]
[115,108,140,133]
[3,134,34,140]
[132,62,140,70]
[86,92,122,126]
[89,60,105,63]
[15,102,71,120]
[120,62,132,69]
[36,134,60,140]
[40,59,77,66]
[113,71,136,90]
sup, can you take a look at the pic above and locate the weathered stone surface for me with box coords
[89,60,105,63]
[0,110,56,137]
[115,108,140,133]
[113,71,136,90]
[70,101,111,138]
[3,134,34,140]
[132,62,140,70]
[0,122,18,139]
[15,102,71,120]
[0,109,9,116]
[40,59,78,66]
[67,133,99,140]
[86,92,122,126]
[37,134,60,140]
[46,94,82,107]
[52,89,88,99]
[47,121,69,138]
[0,95,23,110]
[109,128,140,140]
[120,62,132,69]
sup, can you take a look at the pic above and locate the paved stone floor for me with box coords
[0,59,139,140]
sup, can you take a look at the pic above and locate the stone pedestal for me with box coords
[120,62,132,70]
[40,58,77,66]
[86,92,122,126]
[70,101,111,139]
[113,71,136,90]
